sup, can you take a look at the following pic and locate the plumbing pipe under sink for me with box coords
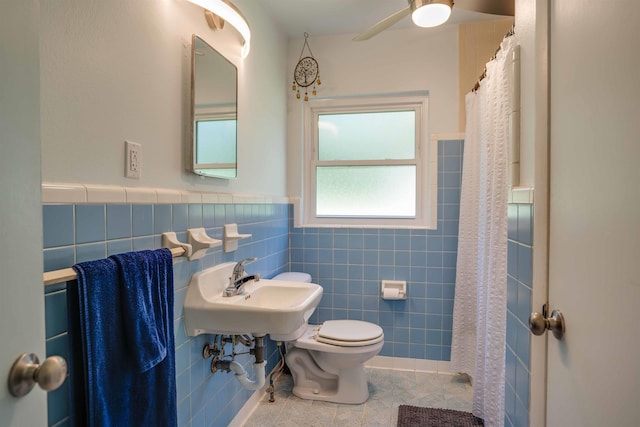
[229,360,266,391]
[231,334,265,390]
[209,334,267,391]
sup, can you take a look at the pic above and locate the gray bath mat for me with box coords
[397,405,484,427]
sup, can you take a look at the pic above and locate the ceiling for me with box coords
[260,0,510,39]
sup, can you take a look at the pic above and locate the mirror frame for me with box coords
[189,34,238,179]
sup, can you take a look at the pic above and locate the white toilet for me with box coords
[271,272,384,404]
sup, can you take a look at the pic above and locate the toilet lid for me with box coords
[315,320,384,347]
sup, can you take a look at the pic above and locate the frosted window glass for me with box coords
[318,111,415,161]
[195,119,237,164]
[316,166,416,217]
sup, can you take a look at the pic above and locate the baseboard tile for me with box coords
[236,356,457,423]
[230,366,278,427]
[366,356,454,375]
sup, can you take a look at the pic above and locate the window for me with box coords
[194,114,237,178]
[301,93,436,228]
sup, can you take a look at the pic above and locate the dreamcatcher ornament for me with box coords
[292,33,321,101]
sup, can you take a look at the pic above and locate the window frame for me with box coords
[300,93,437,229]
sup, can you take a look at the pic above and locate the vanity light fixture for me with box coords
[187,0,251,58]
[411,0,454,28]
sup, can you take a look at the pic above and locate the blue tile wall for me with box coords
[505,203,533,427]
[42,139,469,426]
[43,205,74,248]
[43,202,290,427]
[75,205,105,243]
[290,139,463,361]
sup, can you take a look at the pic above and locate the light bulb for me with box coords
[187,0,251,58]
[412,3,452,28]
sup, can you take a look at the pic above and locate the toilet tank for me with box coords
[272,272,312,283]
[269,271,315,342]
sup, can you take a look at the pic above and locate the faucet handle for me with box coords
[231,257,258,283]
[234,257,257,273]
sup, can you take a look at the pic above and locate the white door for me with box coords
[0,1,49,425]
[546,0,640,425]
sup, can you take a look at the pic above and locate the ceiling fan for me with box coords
[353,0,514,41]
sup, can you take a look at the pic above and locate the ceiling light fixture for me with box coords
[187,0,251,58]
[411,0,454,28]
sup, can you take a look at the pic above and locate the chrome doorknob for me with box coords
[529,306,565,340]
[8,353,67,397]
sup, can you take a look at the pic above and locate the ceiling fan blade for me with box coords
[454,0,514,16]
[352,7,411,41]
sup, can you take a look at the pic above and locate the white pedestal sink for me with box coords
[184,262,323,337]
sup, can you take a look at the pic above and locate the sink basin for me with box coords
[184,262,323,337]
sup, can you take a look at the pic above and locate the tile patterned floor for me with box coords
[244,368,473,426]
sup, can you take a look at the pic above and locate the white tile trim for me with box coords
[41,183,87,204]
[124,187,157,204]
[366,356,455,375]
[432,132,465,141]
[156,189,182,204]
[85,184,126,204]
[271,195,290,204]
[217,193,234,204]
[509,186,534,204]
[201,193,219,204]
[180,191,202,204]
[42,182,291,205]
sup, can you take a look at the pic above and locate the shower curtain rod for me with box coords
[472,24,516,92]
[42,247,186,286]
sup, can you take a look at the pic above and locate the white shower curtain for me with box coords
[451,35,515,427]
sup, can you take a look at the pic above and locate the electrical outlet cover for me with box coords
[125,140,141,179]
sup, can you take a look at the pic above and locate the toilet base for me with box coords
[290,373,370,404]
[286,347,370,404]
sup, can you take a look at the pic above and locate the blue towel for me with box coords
[112,250,170,372]
[68,249,177,427]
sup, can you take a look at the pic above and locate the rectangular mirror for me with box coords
[190,34,238,179]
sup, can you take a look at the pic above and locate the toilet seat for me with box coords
[315,320,384,347]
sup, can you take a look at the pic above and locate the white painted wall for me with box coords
[286,26,459,197]
[40,0,289,197]
[39,1,527,199]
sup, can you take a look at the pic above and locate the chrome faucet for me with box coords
[224,257,260,296]
[231,257,257,282]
